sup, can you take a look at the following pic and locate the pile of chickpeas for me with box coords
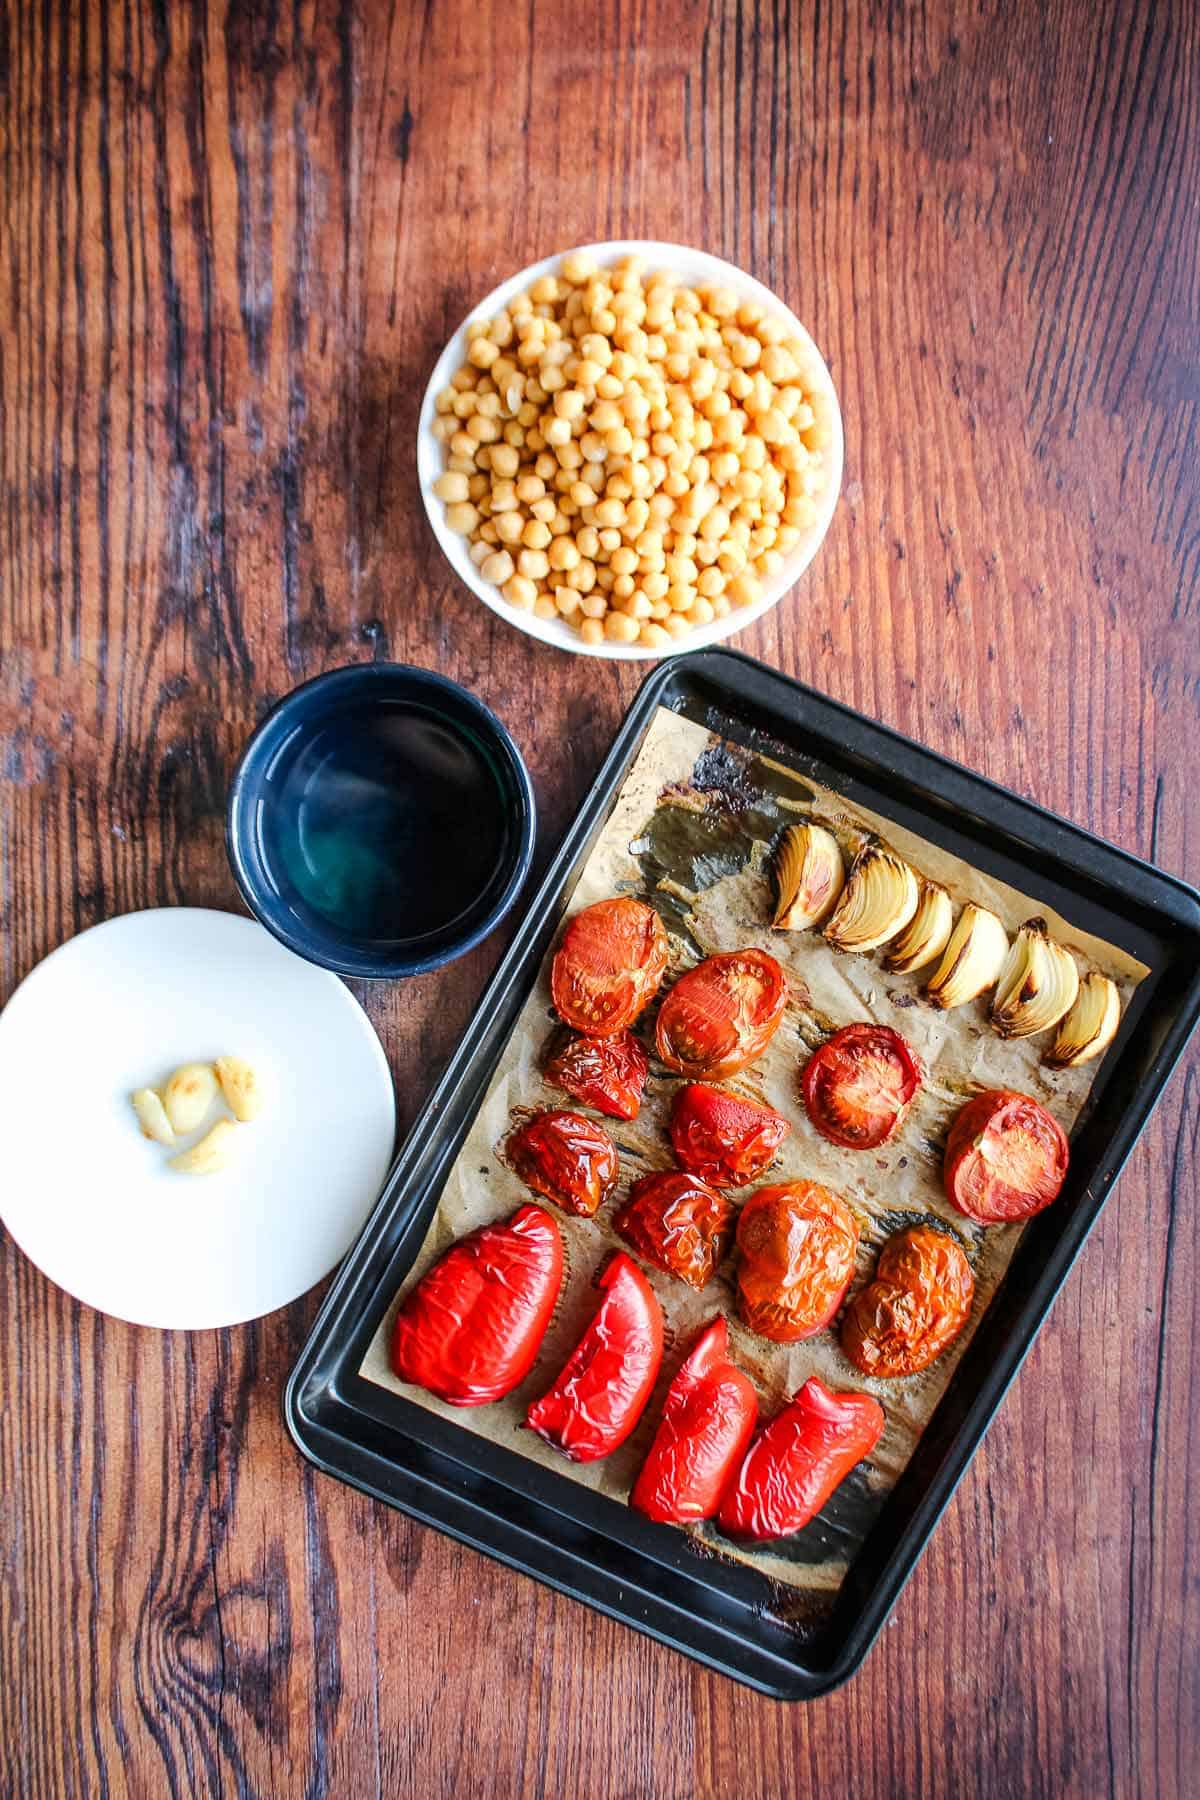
[430,252,830,649]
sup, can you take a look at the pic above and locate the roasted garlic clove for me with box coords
[215,1055,264,1123]
[1045,972,1121,1067]
[131,1087,176,1145]
[989,918,1080,1039]
[885,881,954,974]
[822,839,919,953]
[168,1117,239,1176]
[925,903,1008,1008]
[161,1061,218,1135]
[772,824,845,930]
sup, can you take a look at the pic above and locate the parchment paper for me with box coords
[362,707,1148,1613]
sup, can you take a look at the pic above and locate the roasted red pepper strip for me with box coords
[669,1082,790,1188]
[719,1368,888,1540]
[390,1204,564,1407]
[526,1252,664,1462]
[544,1030,650,1121]
[630,1317,758,1523]
[718,1375,885,1540]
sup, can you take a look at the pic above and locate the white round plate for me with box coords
[418,238,844,660]
[0,909,396,1330]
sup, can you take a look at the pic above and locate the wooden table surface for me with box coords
[3,2,1198,1794]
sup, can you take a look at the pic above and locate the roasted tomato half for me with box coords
[505,1109,619,1218]
[630,1317,758,1524]
[736,1180,859,1343]
[614,1170,736,1290]
[841,1224,975,1378]
[717,1376,885,1541]
[551,897,669,1036]
[544,1030,650,1121]
[669,1083,790,1188]
[655,949,788,1080]
[801,1023,923,1150]
[944,1088,1069,1223]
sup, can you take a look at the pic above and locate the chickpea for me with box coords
[579,617,605,645]
[444,502,480,535]
[604,610,640,643]
[481,549,515,585]
[561,252,598,284]
[549,536,581,571]
[503,573,537,609]
[727,571,762,607]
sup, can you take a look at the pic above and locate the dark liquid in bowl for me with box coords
[263,703,511,945]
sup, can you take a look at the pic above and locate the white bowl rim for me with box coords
[417,239,844,661]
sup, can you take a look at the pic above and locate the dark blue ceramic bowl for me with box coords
[226,663,536,978]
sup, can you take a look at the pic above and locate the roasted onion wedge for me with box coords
[822,840,919,953]
[1045,972,1121,1067]
[885,881,954,974]
[772,824,845,931]
[925,903,1008,1009]
[989,919,1080,1039]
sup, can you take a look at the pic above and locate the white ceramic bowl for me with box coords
[417,240,844,660]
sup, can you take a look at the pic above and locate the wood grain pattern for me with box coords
[1,1,1197,1794]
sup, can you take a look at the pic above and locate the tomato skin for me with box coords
[630,1317,758,1524]
[801,1023,923,1150]
[526,1252,664,1462]
[614,1171,736,1290]
[841,1224,975,1377]
[551,898,669,1036]
[505,1109,619,1218]
[944,1089,1069,1223]
[669,1083,790,1188]
[735,1181,859,1343]
[390,1204,564,1406]
[544,1030,650,1121]
[655,949,789,1080]
[718,1375,885,1540]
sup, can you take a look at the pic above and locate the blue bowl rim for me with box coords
[225,661,537,980]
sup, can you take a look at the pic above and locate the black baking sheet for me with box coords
[285,649,1200,1698]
